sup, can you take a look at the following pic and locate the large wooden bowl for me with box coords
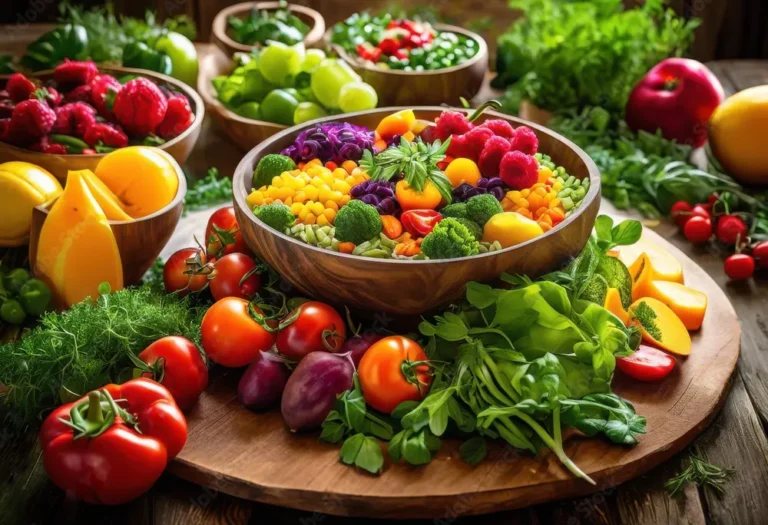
[212,1,326,57]
[27,166,187,286]
[198,48,286,151]
[327,24,488,106]
[233,108,601,315]
[0,66,204,181]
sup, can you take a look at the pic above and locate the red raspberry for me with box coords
[480,119,516,139]
[64,84,92,103]
[508,126,539,156]
[10,99,56,142]
[446,134,469,158]
[89,74,121,119]
[478,136,512,178]
[0,100,13,119]
[499,151,539,190]
[53,102,97,137]
[54,60,99,88]
[434,110,473,141]
[36,87,63,108]
[156,95,194,139]
[83,122,129,148]
[6,73,36,103]
[29,136,68,155]
[461,126,494,161]
[113,78,168,137]
[0,118,10,142]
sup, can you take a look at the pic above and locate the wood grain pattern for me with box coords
[327,24,489,106]
[232,107,600,315]
[167,225,740,519]
[26,167,187,286]
[0,66,204,182]
[211,1,326,57]
[197,47,287,152]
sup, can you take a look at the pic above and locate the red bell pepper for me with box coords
[40,378,188,505]
[401,209,443,237]
[377,38,400,56]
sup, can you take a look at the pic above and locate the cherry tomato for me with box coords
[137,336,208,410]
[753,241,768,269]
[358,336,432,414]
[208,253,261,301]
[201,298,276,367]
[163,247,209,296]
[276,301,346,360]
[724,254,755,280]
[669,201,693,228]
[205,206,249,258]
[616,344,676,382]
[691,204,711,219]
[715,215,748,245]
[708,193,719,206]
[683,216,712,243]
[400,209,443,238]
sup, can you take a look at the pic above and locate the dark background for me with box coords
[1,0,767,63]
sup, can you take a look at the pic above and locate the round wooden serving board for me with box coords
[167,225,740,519]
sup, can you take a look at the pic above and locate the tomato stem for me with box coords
[86,391,103,424]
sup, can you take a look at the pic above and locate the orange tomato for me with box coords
[395,179,442,211]
[201,298,277,368]
[358,336,432,414]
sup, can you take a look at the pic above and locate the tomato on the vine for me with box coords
[683,216,712,243]
[669,201,693,228]
[163,247,210,296]
[205,206,249,258]
[691,204,711,219]
[724,254,755,280]
[276,301,346,360]
[209,253,261,301]
[201,298,276,368]
[358,336,432,414]
[754,241,768,269]
[715,215,748,245]
[616,345,675,382]
[137,336,208,410]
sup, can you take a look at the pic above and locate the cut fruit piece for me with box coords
[73,169,133,222]
[649,280,708,331]
[36,171,123,308]
[604,287,629,325]
[630,253,656,302]
[628,297,691,356]
[619,237,684,284]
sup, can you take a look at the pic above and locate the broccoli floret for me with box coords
[421,218,480,259]
[253,154,296,189]
[466,194,503,226]
[334,200,382,244]
[454,218,483,241]
[440,202,469,220]
[254,202,295,232]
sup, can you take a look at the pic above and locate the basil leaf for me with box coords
[611,219,643,246]
[460,436,487,466]
[594,215,614,245]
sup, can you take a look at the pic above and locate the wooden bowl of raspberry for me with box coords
[0,61,203,181]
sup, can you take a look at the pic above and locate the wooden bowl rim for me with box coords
[326,23,488,77]
[212,1,326,54]
[0,65,204,159]
[197,48,289,133]
[233,106,601,266]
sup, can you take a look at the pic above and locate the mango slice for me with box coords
[647,280,708,331]
[36,171,123,307]
[72,169,133,222]
[604,287,630,325]
[94,146,179,218]
[619,237,684,284]
[631,254,656,302]
[629,297,691,356]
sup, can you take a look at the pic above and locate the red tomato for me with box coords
[754,241,768,269]
[205,206,249,258]
[209,253,261,301]
[358,336,432,414]
[715,215,748,245]
[691,204,711,219]
[201,298,276,368]
[163,247,209,296]
[138,336,209,410]
[616,345,676,382]
[724,254,755,280]
[683,216,712,243]
[276,301,346,360]
[400,209,443,238]
[669,200,693,228]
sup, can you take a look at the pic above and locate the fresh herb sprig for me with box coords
[184,168,234,213]
[665,454,735,497]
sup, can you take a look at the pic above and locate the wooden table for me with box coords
[2,41,768,525]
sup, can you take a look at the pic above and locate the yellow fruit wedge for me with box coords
[72,169,133,221]
[629,297,691,356]
[94,146,180,218]
[619,237,684,284]
[36,171,123,308]
[604,287,630,325]
[0,161,63,201]
[648,281,708,331]
[630,253,656,302]
[0,162,62,246]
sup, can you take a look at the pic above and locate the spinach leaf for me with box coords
[561,393,647,445]
[460,437,487,466]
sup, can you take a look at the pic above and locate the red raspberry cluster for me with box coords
[0,60,194,155]
[434,110,541,190]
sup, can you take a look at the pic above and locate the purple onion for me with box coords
[453,177,505,202]
[281,122,374,164]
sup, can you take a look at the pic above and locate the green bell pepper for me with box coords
[260,89,299,126]
[122,42,172,76]
[20,24,88,71]
[19,278,52,316]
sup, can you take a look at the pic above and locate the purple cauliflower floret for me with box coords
[281,122,374,164]
[452,177,505,202]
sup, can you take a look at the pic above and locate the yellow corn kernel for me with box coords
[310,202,325,215]
[304,212,317,224]
[290,202,303,215]
[293,191,307,203]
[535,186,548,196]
[344,175,357,186]
[516,199,530,209]
[299,206,310,220]
[540,213,553,226]
[342,160,357,174]
[320,173,335,186]
[316,214,329,226]
[325,200,339,212]
[267,186,279,198]
[310,177,325,188]
[307,158,322,166]
[271,177,284,188]
[329,190,344,203]
[531,183,545,190]
[501,199,513,211]
[506,190,521,204]
[351,167,364,176]
[553,181,563,191]
[264,197,274,205]
[520,189,530,198]
[542,193,554,204]
[304,185,319,200]
[323,208,336,222]
[248,194,264,207]
[333,180,351,194]
[333,168,348,180]
[549,198,561,209]
[277,187,295,200]
[341,195,351,205]
[318,187,331,203]
[535,206,549,218]
[517,208,532,218]
[540,222,552,232]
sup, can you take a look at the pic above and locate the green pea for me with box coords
[1,299,26,325]
[19,278,51,316]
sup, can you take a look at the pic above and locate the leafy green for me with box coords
[184,168,234,213]
[665,454,735,496]
[340,433,384,474]
[460,436,487,465]
[227,0,309,46]
[320,374,394,445]
[561,394,646,445]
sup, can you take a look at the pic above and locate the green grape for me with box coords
[294,101,328,124]
[258,42,305,85]
[301,49,326,72]
[338,81,378,113]
[310,58,360,109]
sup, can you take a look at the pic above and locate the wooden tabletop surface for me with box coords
[2,39,768,525]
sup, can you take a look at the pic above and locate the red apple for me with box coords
[625,58,724,148]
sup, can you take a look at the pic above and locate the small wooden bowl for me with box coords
[27,167,187,286]
[212,1,326,56]
[232,108,601,315]
[327,24,488,107]
[0,66,204,182]
[198,48,287,151]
